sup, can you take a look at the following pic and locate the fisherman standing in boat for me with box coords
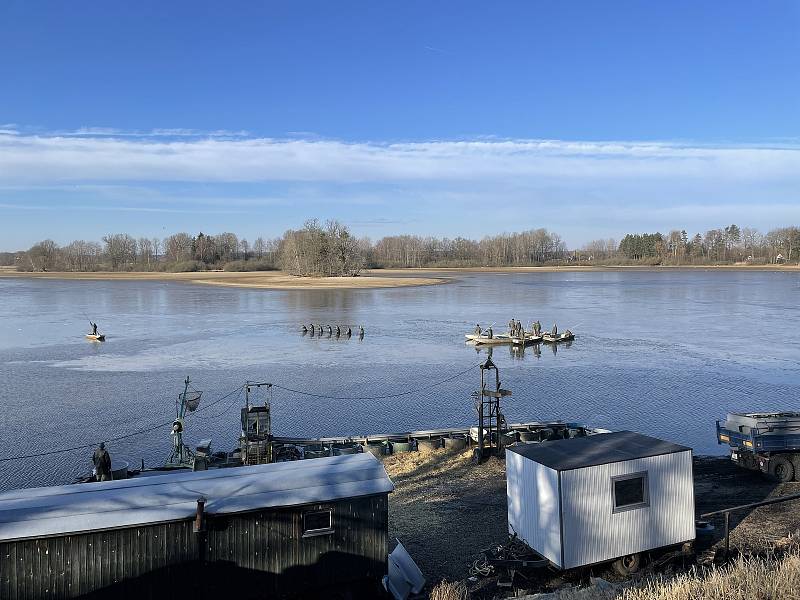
[487,326,493,339]
[92,442,112,482]
[534,321,541,335]
[90,321,98,336]
[474,324,482,335]
[551,323,558,336]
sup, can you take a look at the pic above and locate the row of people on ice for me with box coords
[301,324,364,338]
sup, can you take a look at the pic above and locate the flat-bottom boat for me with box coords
[465,333,513,345]
[542,332,575,343]
[511,334,543,345]
[85,334,105,342]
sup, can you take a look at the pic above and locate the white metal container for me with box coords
[506,431,695,570]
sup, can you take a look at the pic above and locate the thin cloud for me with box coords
[1,132,799,185]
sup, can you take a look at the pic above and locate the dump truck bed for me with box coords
[717,412,800,452]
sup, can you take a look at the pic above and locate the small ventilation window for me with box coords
[303,509,333,537]
[612,473,649,512]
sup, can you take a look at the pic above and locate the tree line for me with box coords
[4,221,799,275]
[591,225,800,265]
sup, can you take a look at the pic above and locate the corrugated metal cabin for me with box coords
[506,431,695,570]
[0,453,393,599]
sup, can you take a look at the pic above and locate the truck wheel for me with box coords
[770,456,794,483]
[612,553,641,576]
[790,455,800,482]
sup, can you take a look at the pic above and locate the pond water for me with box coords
[1,270,799,491]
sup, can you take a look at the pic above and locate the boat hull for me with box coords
[542,333,575,343]
[85,334,105,342]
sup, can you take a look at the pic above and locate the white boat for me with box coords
[465,332,513,345]
[542,331,575,343]
[511,334,543,345]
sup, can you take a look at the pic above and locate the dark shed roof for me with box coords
[506,431,691,471]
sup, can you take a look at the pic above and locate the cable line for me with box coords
[270,362,481,400]
[0,363,481,464]
[0,384,245,464]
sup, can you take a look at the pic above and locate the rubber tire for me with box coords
[771,456,794,483]
[790,454,800,482]
[612,553,641,577]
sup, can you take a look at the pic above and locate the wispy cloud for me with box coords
[1,131,799,186]
[1,129,799,248]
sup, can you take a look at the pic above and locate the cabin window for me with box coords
[303,509,333,537]
[612,472,649,512]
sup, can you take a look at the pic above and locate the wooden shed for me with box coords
[0,453,393,599]
[506,431,695,571]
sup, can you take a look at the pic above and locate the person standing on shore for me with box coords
[92,443,112,482]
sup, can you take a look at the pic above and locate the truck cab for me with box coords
[716,412,800,482]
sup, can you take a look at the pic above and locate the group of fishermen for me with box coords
[301,324,364,339]
[472,319,569,339]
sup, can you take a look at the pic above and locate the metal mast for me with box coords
[167,376,202,467]
[474,357,512,460]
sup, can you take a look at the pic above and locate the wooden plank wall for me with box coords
[0,494,388,599]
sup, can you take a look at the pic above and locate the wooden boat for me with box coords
[85,334,105,342]
[511,334,543,345]
[465,332,512,345]
[542,332,575,343]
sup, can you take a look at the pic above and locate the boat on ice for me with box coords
[542,331,575,343]
[511,333,543,346]
[465,333,513,345]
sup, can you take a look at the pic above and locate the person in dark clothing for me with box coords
[336,325,341,337]
[92,442,112,482]
[551,323,558,336]
[90,322,98,336]
[346,327,352,337]
[474,324,482,335]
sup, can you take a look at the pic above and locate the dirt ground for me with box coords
[385,450,800,594]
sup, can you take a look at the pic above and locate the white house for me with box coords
[506,431,695,571]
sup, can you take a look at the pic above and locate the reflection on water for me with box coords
[1,270,800,490]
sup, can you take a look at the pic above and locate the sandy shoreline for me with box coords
[0,268,446,290]
[0,263,797,290]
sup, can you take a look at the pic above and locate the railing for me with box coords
[701,492,800,556]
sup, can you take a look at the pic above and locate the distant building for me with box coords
[0,453,394,599]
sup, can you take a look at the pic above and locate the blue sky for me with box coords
[1,1,799,250]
